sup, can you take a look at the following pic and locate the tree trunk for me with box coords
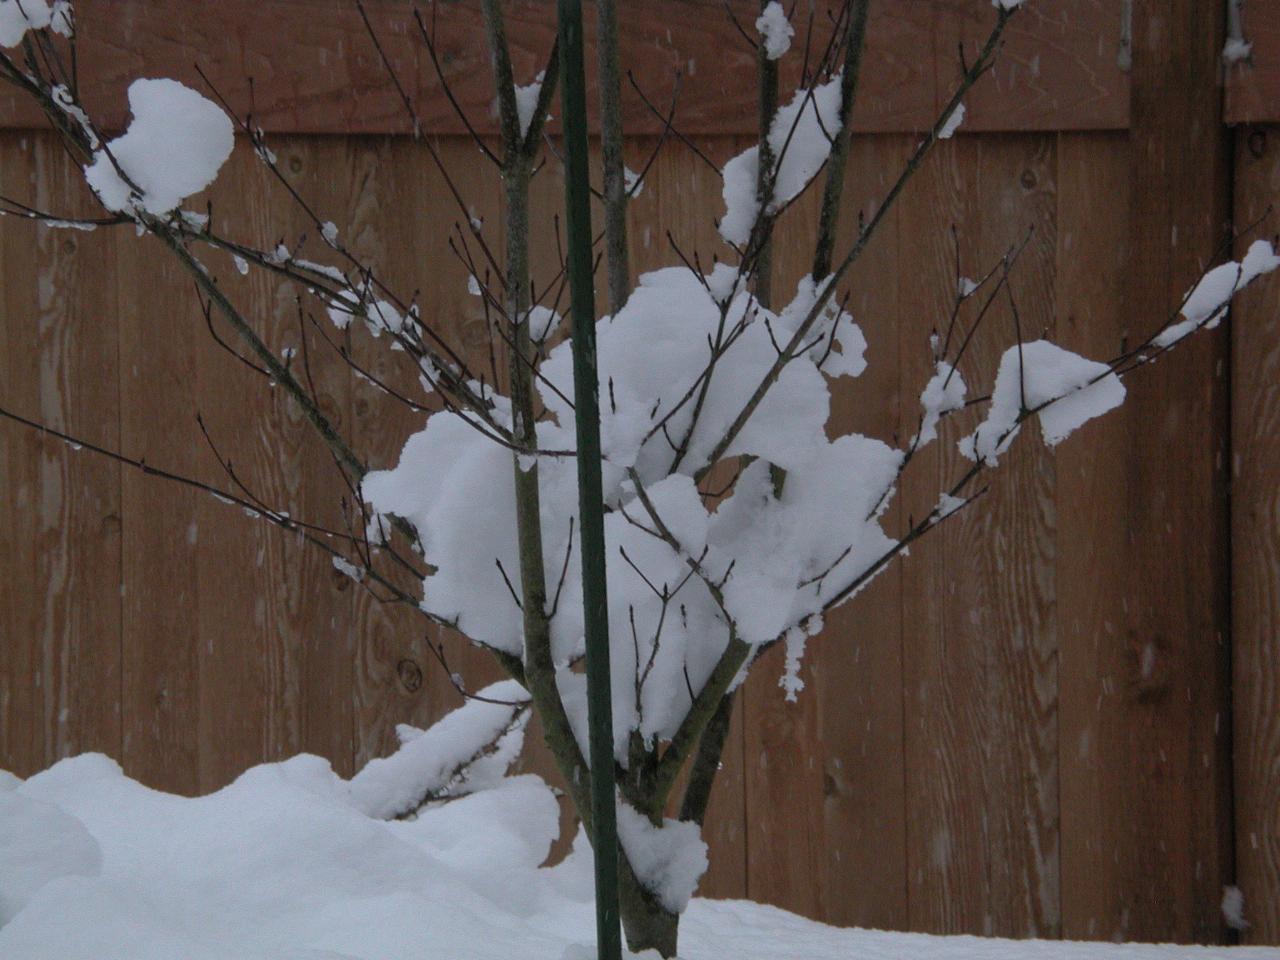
[619,871,680,958]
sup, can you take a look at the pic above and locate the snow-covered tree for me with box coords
[0,0,1274,955]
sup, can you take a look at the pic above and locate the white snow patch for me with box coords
[348,681,530,819]
[1223,38,1252,64]
[2,752,1276,959]
[720,73,844,246]
[515,71,546,138]
[331,555,364,582]
[915,361,967,448]
[84,79,234,216]
[1221,885,1248,931]
[755,1,794,60]
[1154,240,1280,348]
[615,801,708,913]
[0,0,51,47]
[961,341,1125,464]
[938,102,966,139]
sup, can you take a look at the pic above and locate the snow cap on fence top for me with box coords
[84,78,234,216]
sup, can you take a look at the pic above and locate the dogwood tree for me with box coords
[0,0,1274,955]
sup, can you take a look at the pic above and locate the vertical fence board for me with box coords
[0,134,122,776]
[897,133,981,934]
[1231,124,1280,944]
[898,133,1060,937]
[1054,129,1135,941]
[1056,0,1233,941]
[740,149,832,920]
[345,137,490,769]
[815,133,912,931]
[117,216,202,796]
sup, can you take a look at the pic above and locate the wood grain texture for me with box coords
[0,1,1128,136]
[1231,124,1280,944]
[1056,0,1234,941]
[898,132,1060,938]
[117,220,202,796]
[1054,129,1135,942]
[1225,0,1280,125]
[816,133,911,931]
[0,134,122,778]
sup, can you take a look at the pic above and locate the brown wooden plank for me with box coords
[1225,0,1280,125]
[814,133,911,932]
[117,226,202,796]
[1057,0,1234,940]
[0,1,1128,136]
[192,137,362,789]
[0,132,122,777]
[190,140,288,789]
[1054,129,1135,942]
[1231,123,1280,944]
[898,132,1060,937]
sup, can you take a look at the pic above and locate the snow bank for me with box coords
[84,78,234,215]
[2,753,1274,960]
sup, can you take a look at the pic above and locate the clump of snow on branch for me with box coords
[915,361,967,447]
[960,340,1125,465]
[84,79,234,216]
[1153,239,1280,348]
[720,74,844,246]
[993,0,1027,8]
[938,102,966,139]
[348,681,530,819]
[365,267,898,763]
[515,71,545,137]
[0,0,53,47]
[615,802,708,913]
[755,1,794,60]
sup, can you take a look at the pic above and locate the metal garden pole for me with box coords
[556,2,622,959]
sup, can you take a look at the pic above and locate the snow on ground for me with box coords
[1,753,1275,960]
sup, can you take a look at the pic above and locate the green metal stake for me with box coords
[557,2,622,959]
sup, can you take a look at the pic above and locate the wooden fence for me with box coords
[0,0,1277,946]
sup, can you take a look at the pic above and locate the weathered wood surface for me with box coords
[1232,124,1280,945]
[1056,0,1235,942]
[1225,0,1280,125]
[0,135,122,780]
[0,1,1129,135]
